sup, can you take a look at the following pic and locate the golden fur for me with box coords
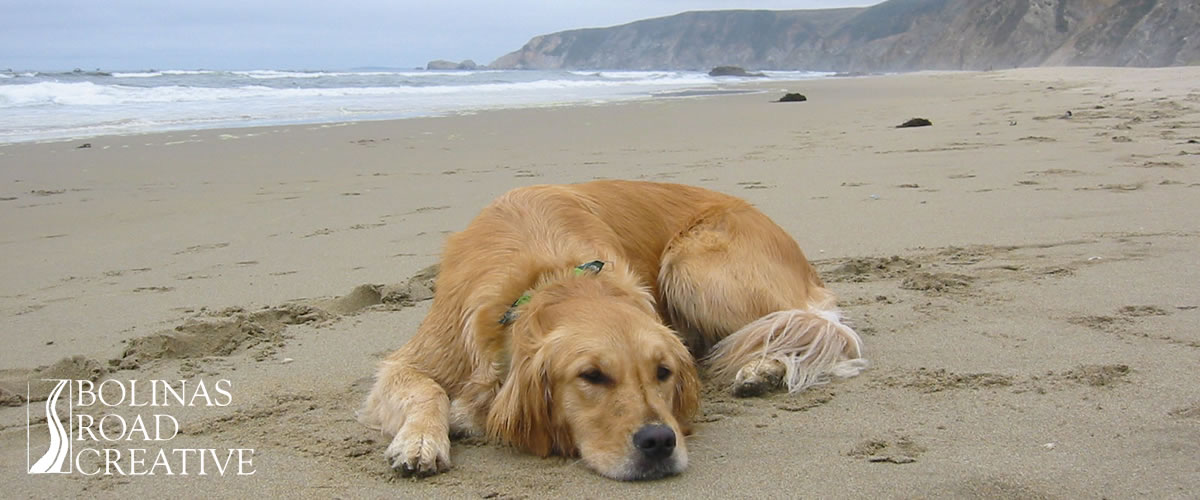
[359,180,866,480]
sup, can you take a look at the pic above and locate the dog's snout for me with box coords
[633,424,676,461]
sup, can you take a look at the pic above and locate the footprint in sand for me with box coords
[0,356,107,406]
[117,264,437,371]
[822,256,919,283]
[899,272,974,293]
[774,387,836,413]
[348,223,385,231]
[879,364,1132,395]
[1169,404,1200,419]
[1050,364,1131,387]
[821,243,1099,294]
[1069,306,1191,346]
[132,286,175,293]
[350,138,389,147]
[849,436,926,464]
[1131,161,1184,169]
[103,267,152,277]
[1117,305,1170,317]
[15,303,47,316]
[1075,183,1144,192]
[879,368,1014,393]
[174,242,230,255]
[1027,168,1085,177]
[116,305,329,369]
[737,181,772,189]
[1068,314,1133,333]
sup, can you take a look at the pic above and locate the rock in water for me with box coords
[709,66,765,77]
[426,59,479,70]
[778,93,807,102]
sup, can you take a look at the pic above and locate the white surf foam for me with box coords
[0,69,828,143]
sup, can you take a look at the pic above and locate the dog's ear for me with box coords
[486,340,558,456]
[669,339,701,435]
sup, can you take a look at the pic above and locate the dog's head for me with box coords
[486,274,700,480]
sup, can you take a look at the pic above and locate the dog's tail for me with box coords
[703,308,867,393]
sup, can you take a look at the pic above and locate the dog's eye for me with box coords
[657,365,672,381]
[579,369,609,385]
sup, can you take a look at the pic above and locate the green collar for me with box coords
[499,260,605,325]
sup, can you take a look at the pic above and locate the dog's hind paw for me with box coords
[385,426,452,477]
[732,358,786,397]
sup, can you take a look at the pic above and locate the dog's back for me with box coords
[438,180,862,388]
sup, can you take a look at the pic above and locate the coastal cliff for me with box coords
[490,0,1200,71]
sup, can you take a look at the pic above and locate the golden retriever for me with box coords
[359,180,866,480]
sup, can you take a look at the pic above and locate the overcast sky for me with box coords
[1,1,883,70]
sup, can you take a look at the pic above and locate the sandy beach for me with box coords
[2,67,1198,498]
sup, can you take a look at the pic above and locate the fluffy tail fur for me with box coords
[704,308,868,393]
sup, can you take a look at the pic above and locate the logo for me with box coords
[26,378,255,476]
[28,380,72,474]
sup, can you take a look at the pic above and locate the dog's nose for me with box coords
[633,424,676,461]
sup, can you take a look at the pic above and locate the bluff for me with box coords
[489,0,1200,71]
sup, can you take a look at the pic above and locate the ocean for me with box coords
[0,69,829,144]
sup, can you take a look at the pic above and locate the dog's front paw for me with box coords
[385,425,452,477]
[732,358,786,397]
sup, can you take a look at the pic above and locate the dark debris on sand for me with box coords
[897,118,933,128]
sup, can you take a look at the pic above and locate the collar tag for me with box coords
[499,293,531,325]
[573,260,605,275]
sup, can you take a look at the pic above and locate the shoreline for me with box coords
[0,87,788,149]
[2,66,1198,498]
[0,69,825,146]
[1,65,1183,148]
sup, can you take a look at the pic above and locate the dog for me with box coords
[359,180,867,480]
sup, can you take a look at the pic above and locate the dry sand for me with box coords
[1,67,1198,498]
